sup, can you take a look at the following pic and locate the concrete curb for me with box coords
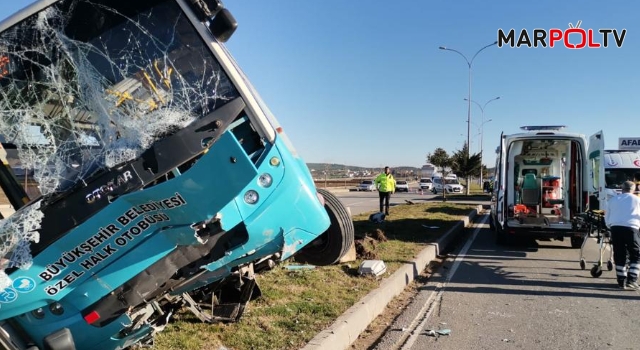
[300,204,483,350]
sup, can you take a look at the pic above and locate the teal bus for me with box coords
[0,1,354,349]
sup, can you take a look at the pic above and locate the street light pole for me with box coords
[465,96,500,187]
[440,41,497,194]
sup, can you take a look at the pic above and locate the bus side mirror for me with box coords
[189,0,237,42]
[209,8,237,43]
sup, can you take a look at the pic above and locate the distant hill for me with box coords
[306,163,420,172]
[306,163,494,180]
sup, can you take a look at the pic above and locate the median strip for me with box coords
[150,202,481,350]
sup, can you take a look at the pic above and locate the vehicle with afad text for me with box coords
[590,149,640,213]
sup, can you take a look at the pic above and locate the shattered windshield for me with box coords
[0,0,240,197]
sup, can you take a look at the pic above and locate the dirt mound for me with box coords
[355,229,388,260]
[373,228,387,242]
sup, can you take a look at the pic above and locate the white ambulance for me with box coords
[489,125,605,247]
[592,150,640,212]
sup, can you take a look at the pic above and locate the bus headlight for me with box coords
[49,302,64,316]
[244,190,259,204]
[270,157,280,167]
[32,307,45,319]
[258,173,273,188]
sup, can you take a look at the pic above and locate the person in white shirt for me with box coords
[605,181,640,290]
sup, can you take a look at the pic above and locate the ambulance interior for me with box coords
[507,138,583,227]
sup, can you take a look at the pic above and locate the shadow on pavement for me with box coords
[422,233,640,300]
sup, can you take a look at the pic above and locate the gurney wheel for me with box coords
[579,259,586,270]
[607,261,613,271]
[590,265,603,278]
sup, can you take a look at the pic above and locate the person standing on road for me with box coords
[375,166,396,216]
[605,180,640,290]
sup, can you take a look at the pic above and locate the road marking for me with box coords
[399,214,487,350]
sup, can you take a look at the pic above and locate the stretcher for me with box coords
[572,210,614,277]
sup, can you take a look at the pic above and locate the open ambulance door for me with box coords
[495,132,507,228]
[587,130,605,210]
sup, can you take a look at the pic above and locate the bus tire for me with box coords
[295,189,355,266]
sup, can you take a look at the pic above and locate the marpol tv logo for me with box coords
[498,21,627,49]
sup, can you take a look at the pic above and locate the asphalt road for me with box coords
[376,213,640,350]
[329,186,438,216]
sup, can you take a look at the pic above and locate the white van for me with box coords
[489,125,604,247]
[592,150,640,212]
[432,174,464,194]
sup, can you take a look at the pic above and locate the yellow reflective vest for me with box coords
[375,173,396,193]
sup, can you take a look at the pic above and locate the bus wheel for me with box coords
[295,189,355,266]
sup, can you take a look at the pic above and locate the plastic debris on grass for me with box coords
[357,260,387,277]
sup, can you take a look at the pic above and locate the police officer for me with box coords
[605,180,640,290]
[374,166,396,216]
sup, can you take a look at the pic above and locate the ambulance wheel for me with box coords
[607,261,614,271]
[570,236,584,249]
[579,259,586,270]
[295,189,355,266]
[590,265,603,278]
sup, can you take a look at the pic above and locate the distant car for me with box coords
[357,180,376,191]
[395,180,409,192]
[419,178,433,190]
[432,176,464,194]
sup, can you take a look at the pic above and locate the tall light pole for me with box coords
[465,96,500,186]
[439,41,497,194]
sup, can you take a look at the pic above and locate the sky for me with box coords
[2,1,639,170]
